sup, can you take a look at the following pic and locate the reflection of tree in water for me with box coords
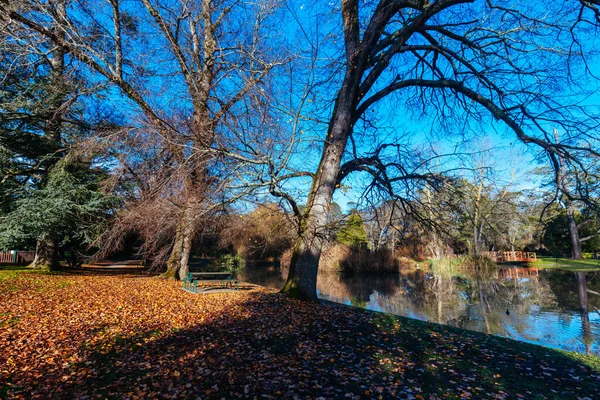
[575,271,593,355]
[543,270,600,311]
[316,272,401,305]
[463,266,559,338]
[335,265,561,340]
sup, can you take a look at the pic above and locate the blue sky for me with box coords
[64,0,600,215]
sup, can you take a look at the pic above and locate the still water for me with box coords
[239,265,600,355]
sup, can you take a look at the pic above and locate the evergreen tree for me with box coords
[0,157,111,268]
[1,3,111,269]
[336,212,368,248]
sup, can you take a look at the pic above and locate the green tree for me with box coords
[336,212,368,247]
[0,157,111,268]
[543,209,600,257]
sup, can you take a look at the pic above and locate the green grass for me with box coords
[0,265,32,281]
[0,266,72,293]
[533,256,600,271]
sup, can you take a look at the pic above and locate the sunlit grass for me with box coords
[0,265,31,281]
[533,257,600,271]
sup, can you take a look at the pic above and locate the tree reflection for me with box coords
[575,272,593,355]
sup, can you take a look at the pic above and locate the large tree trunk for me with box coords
[178,208,194,280]
[161,216,184,279]
[162,105,212,279]
[281,76,357,301]
[29,238,59,270]
[161,202,196,279]
[566,201,583,259]
[554,130,583,260]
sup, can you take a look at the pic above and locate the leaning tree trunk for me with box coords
[281,77,357,301]
[29,238,59,270]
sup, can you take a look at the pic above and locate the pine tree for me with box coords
[336,212,368,248]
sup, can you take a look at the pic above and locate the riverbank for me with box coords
[533,256,600,271]
[1,267,599,399]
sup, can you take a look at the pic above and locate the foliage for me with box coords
[0,270,599,398]
[543,210,600,257]
[336,212,368,248]
[0,158,111,251]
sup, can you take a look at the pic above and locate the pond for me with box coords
[238,264,600,355]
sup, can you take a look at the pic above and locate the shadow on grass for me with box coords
[0,264,159,278]
[0,265,30,271]
[6,292,597,399]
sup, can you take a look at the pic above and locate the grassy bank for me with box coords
[1,267,599,399]
[533,256,600,271]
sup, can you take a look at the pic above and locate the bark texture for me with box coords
[29,238,59,270]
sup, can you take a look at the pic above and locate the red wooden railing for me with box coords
[483,251,537,263]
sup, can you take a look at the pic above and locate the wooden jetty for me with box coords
[483,251,537,263]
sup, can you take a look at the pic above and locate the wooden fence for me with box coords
[0,251,36,265]
[483,251,537,263]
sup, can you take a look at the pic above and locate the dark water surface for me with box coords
[239,265,600,355]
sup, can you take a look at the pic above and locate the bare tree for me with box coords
[2,0,283,277]
[268,0,600,301]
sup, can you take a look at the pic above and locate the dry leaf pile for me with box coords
[1,270,599,399]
